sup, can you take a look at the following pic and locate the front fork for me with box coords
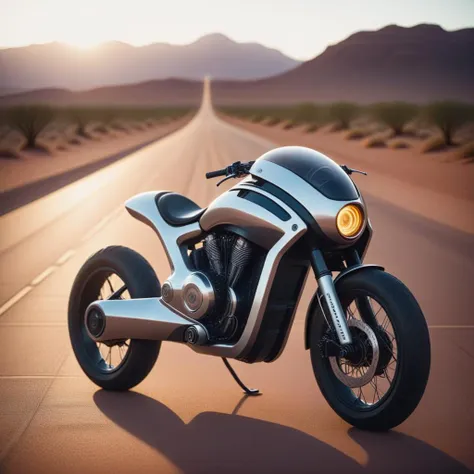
[310,250,352,345]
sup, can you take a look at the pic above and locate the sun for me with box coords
[65,38,102,50]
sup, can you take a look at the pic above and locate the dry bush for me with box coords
[457,141,474,161]
[416,130,433,140]
[305,123,319,133]
[4,105,55,149]
[291,103,325,127]
[93,124,109,135]
[328,103,360,131]
[421,136,447,153]
[282,120,296,130]
[423,102,474,146]
[363,136,387,148]
[266,117,282,126]
[389,140,410,149]
[251,115,265,123]
[345,128,371,140]
[371,102,419,136]
[0,142,20,159]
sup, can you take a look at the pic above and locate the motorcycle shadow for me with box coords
[93,390,469,474]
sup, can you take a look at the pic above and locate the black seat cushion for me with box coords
[157,192,206,226]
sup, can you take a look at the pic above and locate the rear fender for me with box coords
[304,264,384,349]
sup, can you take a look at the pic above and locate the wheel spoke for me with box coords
[333,295,399,409]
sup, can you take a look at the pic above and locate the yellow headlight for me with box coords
[336,204,364,238]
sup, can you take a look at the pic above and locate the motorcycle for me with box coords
[68,146,431,431]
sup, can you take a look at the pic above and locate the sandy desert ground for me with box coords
[0,116,191,195]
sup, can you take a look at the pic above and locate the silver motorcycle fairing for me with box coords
[249,157,367,245]
[89,186,307,360]
[194,183,307,358]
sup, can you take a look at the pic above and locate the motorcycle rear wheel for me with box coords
[68,245,161,391]
[310,268,430,431]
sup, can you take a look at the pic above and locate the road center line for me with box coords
[56,249,76,265]
[30,266,57,286]
[0,286,33,316]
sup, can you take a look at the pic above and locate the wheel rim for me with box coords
[80,270,131,374]
[329,296,399,409]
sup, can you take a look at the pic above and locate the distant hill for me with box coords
[1,24,472,106]
[0,34,300,90]
[0,79,203,106]
[210,24,474,104]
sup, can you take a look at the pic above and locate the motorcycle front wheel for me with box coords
[68,245,161,391]
[310,268,430,431]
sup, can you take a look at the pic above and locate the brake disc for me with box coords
[329,319,380,388]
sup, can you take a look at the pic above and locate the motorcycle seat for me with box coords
[157,192,206,226]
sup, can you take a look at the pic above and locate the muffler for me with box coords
[85,298,208,345]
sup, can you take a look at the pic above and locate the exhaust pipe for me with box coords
[85,298,208,345]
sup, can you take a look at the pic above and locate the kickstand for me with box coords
[222,358,261,396]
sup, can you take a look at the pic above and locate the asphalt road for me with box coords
[0,81,473,474]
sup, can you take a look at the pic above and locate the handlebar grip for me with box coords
[206,168,227,179]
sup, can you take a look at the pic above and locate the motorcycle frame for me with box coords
[86,164,373,363]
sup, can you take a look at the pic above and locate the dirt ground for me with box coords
[0,117,191,193]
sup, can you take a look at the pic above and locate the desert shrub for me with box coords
[93,124,109,135]
[283,120,297,130]
[345,128,371,140]
[66,108,95,138]
[4,105,55,149]
[266,116,282,126]
[0,146,20,159]
[110,120,129,132]
[251,114,265,123]
[364,136,386,148]
[291,103,324,125]
[305,123,319,133]
[0,125,12,142]
[421,135,447,153]
[423,102,474,146]
[456,141,474,160]
[371,102,419,136]
[328,102,360,130]
[389,140,410,149]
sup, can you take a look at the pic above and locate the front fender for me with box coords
[304,264,384,349]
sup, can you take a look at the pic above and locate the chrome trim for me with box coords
[182,271,215,319]
[85,298,202,342]
[200,188,286,248]
[125,191,206,319]
[317,274,352,344]
[192,184,307,358]
[250,159,367,245]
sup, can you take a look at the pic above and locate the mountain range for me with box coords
[0,24,473,105]
[0,34,300,90]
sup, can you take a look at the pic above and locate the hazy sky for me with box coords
[2,0,474,59]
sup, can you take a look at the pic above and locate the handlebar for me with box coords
[205,161,255,185]
[205,168,227,179]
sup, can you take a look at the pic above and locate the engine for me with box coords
[189,231,263,342]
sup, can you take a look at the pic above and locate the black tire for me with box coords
[68,245,161,391]
[310,268,430,431]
